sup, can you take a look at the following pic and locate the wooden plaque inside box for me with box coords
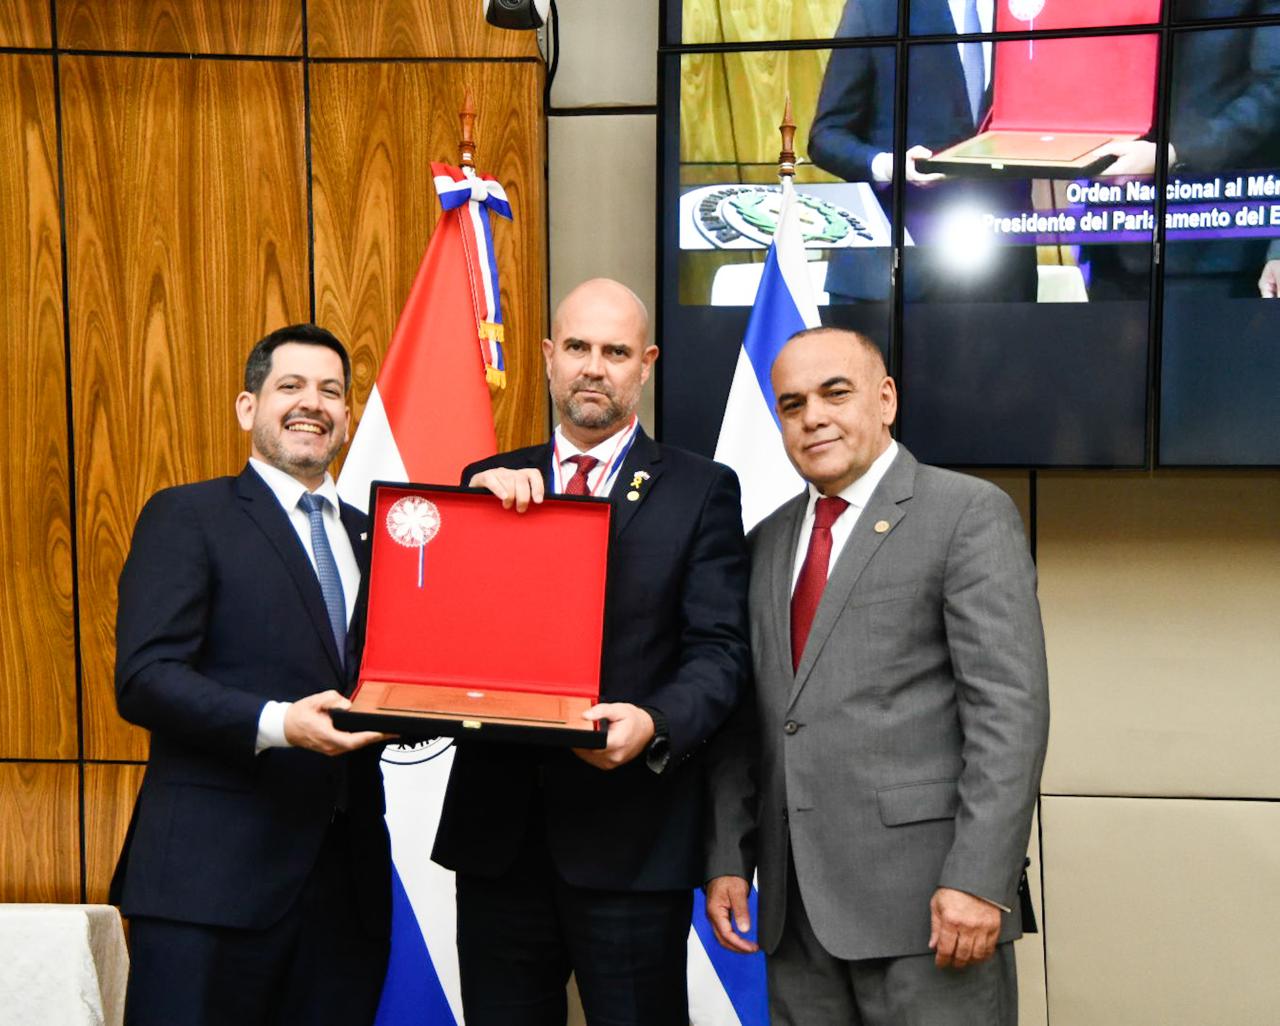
[332,483,611,748]
[915,25,1158,178]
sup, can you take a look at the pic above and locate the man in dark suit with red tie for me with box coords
[431,277,751,1026]
[111,325,392,1026]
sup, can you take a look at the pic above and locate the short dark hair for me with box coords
[244,324,351,395]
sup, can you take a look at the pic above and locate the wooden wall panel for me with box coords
[83,762,145,903]
[311,61,547,457]
[0,0,49,47]
[308,0,540,58]
[58,0,302,55]
[62,56,310,761]
[0,762,80,902]
[0,55,77,760]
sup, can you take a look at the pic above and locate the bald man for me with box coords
[431,279,750,1026]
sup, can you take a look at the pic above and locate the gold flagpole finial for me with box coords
[778,94,797,179]
[459,87,477,168]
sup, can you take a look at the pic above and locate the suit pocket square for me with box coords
[876,778,959,827]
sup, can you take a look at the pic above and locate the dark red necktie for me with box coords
[563,454,599,496]
[790,496,850,671]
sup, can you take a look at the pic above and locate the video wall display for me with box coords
[1158,19,1280,465]
[666,0,1166,46]
[659,0,1280,467]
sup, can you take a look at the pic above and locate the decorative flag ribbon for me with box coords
[432,162,512,388]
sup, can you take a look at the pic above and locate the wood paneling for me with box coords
[0,762,80,902]
[83,762,145,903]
[58,0,302,55]
[0,55,77,760]
[311,61,547,457]
[62,56,310,760]
[308,0,540,58]
[0,0,49,47]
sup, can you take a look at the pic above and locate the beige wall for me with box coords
[555,6,1280,1024]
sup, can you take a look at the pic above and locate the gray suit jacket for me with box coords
[706,446,1049,961]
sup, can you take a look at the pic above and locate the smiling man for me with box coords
[431,278,750,1026]
[111,324,392,1026]
[704,327,1049,1025]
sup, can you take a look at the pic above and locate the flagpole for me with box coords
[778,93,796,180]
[459,87,477,169]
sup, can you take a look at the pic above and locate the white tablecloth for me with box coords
[0,904,128,1026]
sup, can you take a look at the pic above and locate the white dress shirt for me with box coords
[550,418,640,498]
[248,458,361,753]
[790,440,899,593]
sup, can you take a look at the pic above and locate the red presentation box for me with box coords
[332,482,611,748]
[917,1,1160,178]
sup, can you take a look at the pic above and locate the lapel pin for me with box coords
[626,470,650,503]
[360,532,368,541]
[874,519,890,534]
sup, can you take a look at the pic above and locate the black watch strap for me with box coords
[639,705,671,774]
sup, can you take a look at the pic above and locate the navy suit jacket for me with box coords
[110,465,389,933]
[1166,3,1280,276]
[811,0,1036,302]
[431,430,750,891]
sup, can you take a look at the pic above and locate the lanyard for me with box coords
[551,418,638,497]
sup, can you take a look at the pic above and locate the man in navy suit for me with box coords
[811,0,1036,304]
[431,278,751,1026]
[112,325,392,1026]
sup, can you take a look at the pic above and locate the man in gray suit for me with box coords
[705,327,1049,1024]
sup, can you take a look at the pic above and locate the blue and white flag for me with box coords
[373,740,462,1026]
[687,176,822,1026]
[713,176,819,532]
[688,887,770,1026]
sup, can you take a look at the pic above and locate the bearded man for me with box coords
[431,278,750,1026]
[112,324,392,1026]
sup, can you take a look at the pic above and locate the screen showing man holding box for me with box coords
[431,278,751,1026]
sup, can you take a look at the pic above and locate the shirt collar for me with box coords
[805,439,899,518]
[553,418,638,464]
[249,457,341,515]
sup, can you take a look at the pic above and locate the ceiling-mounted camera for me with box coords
[483,0,550,30]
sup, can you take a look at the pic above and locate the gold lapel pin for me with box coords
[626,490,640,502]
[874,519,890,534]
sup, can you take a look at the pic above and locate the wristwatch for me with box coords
[640,705,670,774]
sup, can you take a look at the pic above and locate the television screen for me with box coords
[658,1,1280,469]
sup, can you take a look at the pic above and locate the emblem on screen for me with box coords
[386,496,441,588]
[687,184,872,250]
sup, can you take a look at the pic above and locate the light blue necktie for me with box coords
[298,492,347,661]
[960,0,985,126]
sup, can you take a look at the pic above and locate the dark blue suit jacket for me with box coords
[810,0,1036,302]
[110,465,389,933]
[1166,3,1280,276]
[431,430,750,891]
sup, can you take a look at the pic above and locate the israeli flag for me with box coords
[713,176,819,532]
[688,177,821,1026]
[373,741,462,1026]
[688,887,770,1026]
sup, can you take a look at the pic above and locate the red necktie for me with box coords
[563,454,599,496]
[790,496,850,671]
